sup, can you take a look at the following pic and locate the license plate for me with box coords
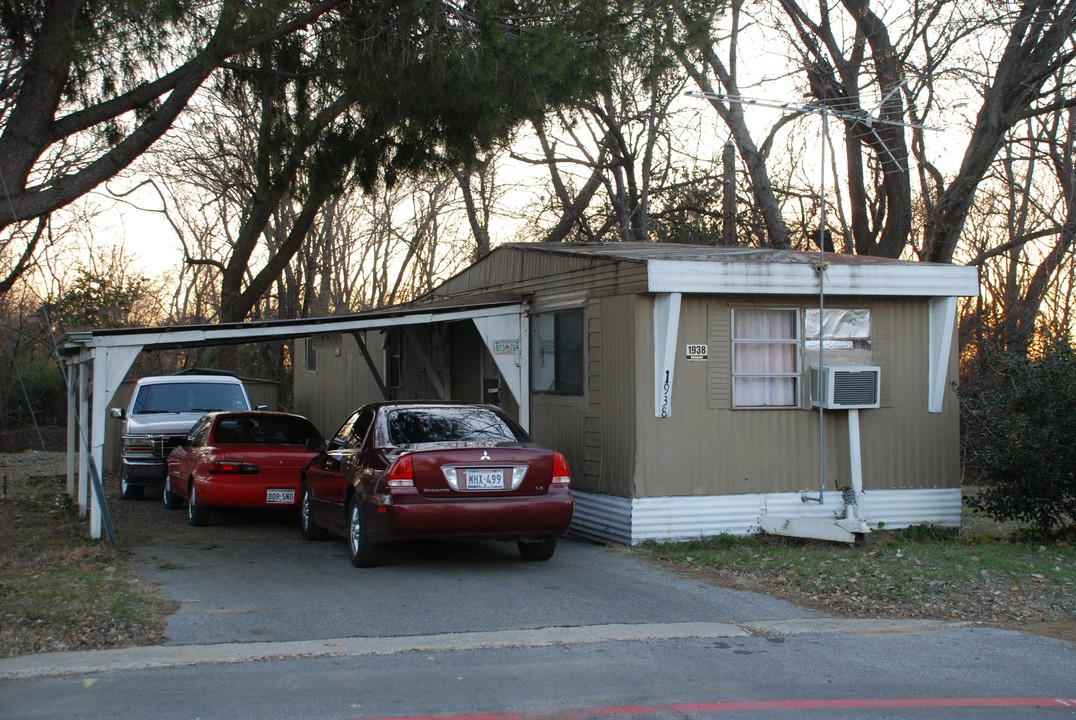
[266,489,295,504]
[465,469,504,490]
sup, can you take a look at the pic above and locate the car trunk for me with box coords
[215,446,315,483]
[405,444,554,498]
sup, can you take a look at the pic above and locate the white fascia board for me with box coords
[647,260,979,297]
[76,304,526,349]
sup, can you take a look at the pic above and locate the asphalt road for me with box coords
[1,515,1073,720]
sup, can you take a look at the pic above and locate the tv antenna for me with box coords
[687,85,932,506]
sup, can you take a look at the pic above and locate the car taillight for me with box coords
[386,454,414,487]
[551,452,571,485]
[209,461,260,475]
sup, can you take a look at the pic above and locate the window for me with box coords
[349,408,375,450]
[804,308,872,366]
[731,308,799,407]
[531,309,584,395]
[385,407,525,445]
[304,338,318,373]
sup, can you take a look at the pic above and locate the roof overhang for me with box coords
[647,259,979,297]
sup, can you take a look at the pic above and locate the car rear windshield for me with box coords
[386,408,527,445]
[133,383,248,414]
[214,416,319,445]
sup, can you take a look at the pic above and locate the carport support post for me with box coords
[87,345,142,539]
[64,357,76,500]
[77,359,90,518]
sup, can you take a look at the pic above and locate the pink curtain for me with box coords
[733,309,798,407]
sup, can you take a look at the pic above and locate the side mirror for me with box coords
[109,407,125,419]
[305,437,328,452]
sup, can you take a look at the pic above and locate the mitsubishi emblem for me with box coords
[480,450,492,461]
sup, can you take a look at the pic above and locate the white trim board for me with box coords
[647,260,979,298]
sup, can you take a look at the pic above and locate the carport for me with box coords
[57,299,530,539]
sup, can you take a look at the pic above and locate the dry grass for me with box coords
[635,517,1076,643]
[0,453,178,658]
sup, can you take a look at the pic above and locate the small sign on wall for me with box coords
[686,343,708,361]
[494,339,520,355]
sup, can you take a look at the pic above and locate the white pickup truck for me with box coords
[110,371,255,500]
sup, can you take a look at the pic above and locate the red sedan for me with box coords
[164,411,321,526]
[300,402,574,567]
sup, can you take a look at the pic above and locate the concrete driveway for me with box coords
[132,520,821,646]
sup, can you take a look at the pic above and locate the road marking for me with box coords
[362,697,1076,720]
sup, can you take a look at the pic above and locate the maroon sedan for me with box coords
[164,411,321,527]
[300,402,574,567]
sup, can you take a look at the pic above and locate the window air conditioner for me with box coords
[810,365,880,410]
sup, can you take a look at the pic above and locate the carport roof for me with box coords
[58,293,524,354]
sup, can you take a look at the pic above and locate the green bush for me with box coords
[959,339,1076,535]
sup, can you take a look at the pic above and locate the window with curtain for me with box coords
[531,309,584,395]
[731,308,799,407]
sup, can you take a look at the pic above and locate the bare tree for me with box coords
[963,104,1076,354]
[670,0,793,248]
[923,0,1076,264]
[512,8,729,246]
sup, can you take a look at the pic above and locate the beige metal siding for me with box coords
[594,295,636,496]
[432,251,649,301]
[633,296,961,498]
[526,295,637,497]
[294,334,384,437]
[582,298,603,484]
[529,396,588,481]
[529,301,596,492]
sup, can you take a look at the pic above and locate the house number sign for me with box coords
[686,344,708,361]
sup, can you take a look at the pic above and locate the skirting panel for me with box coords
[569,487,962,545]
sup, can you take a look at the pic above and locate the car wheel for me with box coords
[162,479,182,510]
[518,536,558,561]
[188,484,210,527]
[120,470,144,501]
[347,495,382,568]
[300,485,328,541]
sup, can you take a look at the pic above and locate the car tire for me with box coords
[162,479,182,510]
[518,536,558,561]
[300,485,328,541]
[188,484,210,527]
[120,470,144,501]
[347,495,382,568]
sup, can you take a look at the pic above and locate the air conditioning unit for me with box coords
[810,365,880,410]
